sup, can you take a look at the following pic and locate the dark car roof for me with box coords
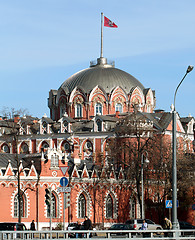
[110,224,134,230]
[0,222,26,230]
[179,221,195,229]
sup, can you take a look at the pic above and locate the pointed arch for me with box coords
[130,87,145,111]
[78,193,86,218]
[13,191,27,218]
[89,85,108,102]
[104,191,118,219]
[39,140,50,153]
[77,190,92,219]
[19,142,29,154]
[145,88,155,113]
[1,142,10,153]
[110,86,128,113]
[46,191,59,218]
[69,87,87,103]
[106,194,113,218]
[81,139,93,160]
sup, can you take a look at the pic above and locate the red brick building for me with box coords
[0,57,194,230]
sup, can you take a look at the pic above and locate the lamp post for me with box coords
[141,152,150,219]
[172,65,193,230]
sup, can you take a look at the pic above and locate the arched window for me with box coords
[62,120,68,133]
[95,103,102,115]
[1,144,10,153]
[96,119,102,132]
[78,194,86,218]
[42,121,47,134]
[62,141,70,152]
[106,194,113,218]
[20,143,29,154]
[75,104,82,118]
[115,103,123,113]
[46,192,57,218]
[83,141,93,160]
[51,154,59,168]
[41,141,49,152]
[14,193,26,218]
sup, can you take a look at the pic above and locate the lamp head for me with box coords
[144,158,150,164]
[186,65,194,73]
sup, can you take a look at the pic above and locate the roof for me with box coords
[60,58,144,95]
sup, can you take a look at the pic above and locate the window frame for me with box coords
[115,103,123,113]
[106,194,113,219]
[78,193,86,218]
[95,103,102,115]
[75,103,82,118]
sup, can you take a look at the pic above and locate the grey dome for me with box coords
[60,58,144,94]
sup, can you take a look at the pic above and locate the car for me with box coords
[67,222,85,238]
[0,222,27,231]
[108,223,134,236]
[179,221,195,236]
[125,219,163,230]
[67,222,79,231]
[0,222,27,239]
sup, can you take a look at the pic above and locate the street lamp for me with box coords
[141,152,150,219]
[172,65,193,230]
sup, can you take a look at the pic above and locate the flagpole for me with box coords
[100,12,103,58]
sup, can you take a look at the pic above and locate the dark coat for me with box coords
[83,219,92,230]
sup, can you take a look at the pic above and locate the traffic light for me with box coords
[65,192,70,208]
[45,188,51,206]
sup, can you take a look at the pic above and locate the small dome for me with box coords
[59,57,144,94]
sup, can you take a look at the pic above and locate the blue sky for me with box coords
[0,0,195,118]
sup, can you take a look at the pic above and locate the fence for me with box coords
[0,229,195,240]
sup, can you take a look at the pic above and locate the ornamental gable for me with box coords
[5,162,14,176]
[71,165,80,178]
[89,85,107,102]
[28,164,37,177]
[118,168,124,180]
[81,164,89,178]
[91,168,99,179]
[130,87,145,105]
[110,87,128,102]
[69,87,86,103]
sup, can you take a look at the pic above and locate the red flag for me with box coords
[104,16,118,28]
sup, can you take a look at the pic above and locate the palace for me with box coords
[0,56,194,230]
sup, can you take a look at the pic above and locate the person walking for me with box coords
[163,217,172,237]
[83,216,92,230]
[30,220,36,230]
[83,216,92,238]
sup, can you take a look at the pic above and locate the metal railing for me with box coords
[0,229,195,240]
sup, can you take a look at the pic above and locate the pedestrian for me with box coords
[83,216,92,230]
[30,220,36,230]
[141,219,149,238]
[163,217,172,237]
[83,216,92,238]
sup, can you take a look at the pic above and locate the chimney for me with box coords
[14,114,20,123]
[115,111,120,118]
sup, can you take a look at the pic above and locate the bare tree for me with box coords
[1,106,29,118]
[106,110,195,222]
